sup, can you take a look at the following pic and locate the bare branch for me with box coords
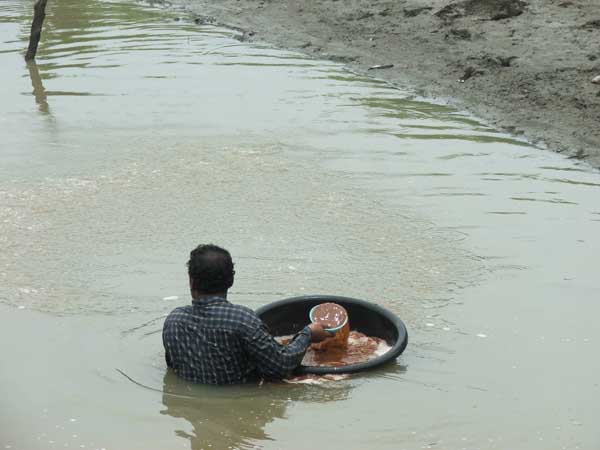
[25,0,49,61]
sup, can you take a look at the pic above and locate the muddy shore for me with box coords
[174,0,600,168]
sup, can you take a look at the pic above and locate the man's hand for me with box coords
[308,323,332,343]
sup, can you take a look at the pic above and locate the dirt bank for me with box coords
[174,0,600,167]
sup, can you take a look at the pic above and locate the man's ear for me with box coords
[189,275,193,290]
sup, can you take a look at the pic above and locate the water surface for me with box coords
[1,1,598,449]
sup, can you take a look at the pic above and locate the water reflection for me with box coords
[26,60,49,113]
[160,370,351,450]
[355,95,531,146]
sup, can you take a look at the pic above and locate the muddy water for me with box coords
[300,331,391,368]
[0,1,598,449]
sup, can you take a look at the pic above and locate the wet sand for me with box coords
[175,0,600,167]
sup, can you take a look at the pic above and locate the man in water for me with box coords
[162,244,330,384]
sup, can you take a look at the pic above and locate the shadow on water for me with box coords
[160,370,352,450]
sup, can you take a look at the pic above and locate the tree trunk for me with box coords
[25,0,49,61]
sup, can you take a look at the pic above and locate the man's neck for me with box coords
[191,291,228,301]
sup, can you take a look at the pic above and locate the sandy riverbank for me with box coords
[174,0,600,167]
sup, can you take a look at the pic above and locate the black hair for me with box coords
[187,244,235,294]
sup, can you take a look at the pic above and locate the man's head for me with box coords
[187,244,235,296]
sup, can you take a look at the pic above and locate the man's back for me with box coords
[162,295,311,384]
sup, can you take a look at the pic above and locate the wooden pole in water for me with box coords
[25,0,49,61]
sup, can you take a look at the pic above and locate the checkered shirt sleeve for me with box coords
[162,297,311,384]
[242,321,312,380]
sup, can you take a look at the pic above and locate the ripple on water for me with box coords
[0,140,480,318]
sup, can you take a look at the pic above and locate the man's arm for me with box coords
[162,318,174,368]
[242,322,312,380]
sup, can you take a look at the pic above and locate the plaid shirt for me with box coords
[162,296,311,384]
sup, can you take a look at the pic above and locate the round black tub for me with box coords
[256,295,408,375]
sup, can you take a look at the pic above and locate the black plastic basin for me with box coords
[256,295,408,375]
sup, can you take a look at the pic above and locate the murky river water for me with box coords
[1,1,599,449]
